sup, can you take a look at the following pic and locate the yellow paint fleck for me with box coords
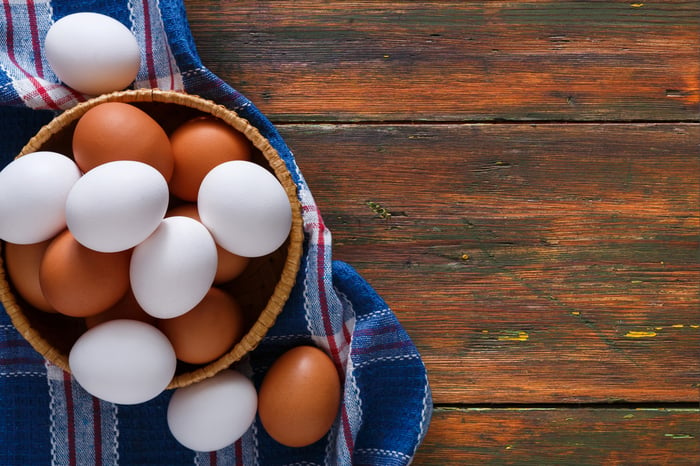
[624,414,634,419]
[625,331,657,338]
[630,2,644,7]
[671,324,684,328]
[571,311,580,316]
[383,54,390,59]
[630,280,643,284]
[654,327,664,330]
[461,253,470,261]
[498,331,529,341]
[505,445,513,450]
[691,325,699,329]
[482,329,489,333]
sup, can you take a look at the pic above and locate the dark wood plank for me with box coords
[185,0,700,122]
[279,123,700,403]
[415,407,700,465]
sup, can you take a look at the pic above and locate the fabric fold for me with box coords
[0,1,432,464]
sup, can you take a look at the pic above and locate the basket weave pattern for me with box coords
[0,89,303,389]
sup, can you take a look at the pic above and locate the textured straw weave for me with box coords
[0,89,303,389]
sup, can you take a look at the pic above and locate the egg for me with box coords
[157,287,245,365]
[3,239,55,312]
[69,319,176,405]
[72,102,173,179]
[167,370,257,451]
[168,117,252,201]
[198,161,292,258]
[84,289,156,329]
[130,216,217,319]
[39,229,131,317]
[65,161,169,252]
[44,12,140,96]
[166,204,250,283]
[0,151,81,244]
[257,345,341,448]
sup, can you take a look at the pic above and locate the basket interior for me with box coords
[0,91,303,389]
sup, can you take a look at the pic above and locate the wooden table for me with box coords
[185,1,699,463]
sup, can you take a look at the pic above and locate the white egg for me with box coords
[65,161,169,253]
[0,151,81,244]
[44,12,140,95]
[167,370,257,452]
[198,161,292,258]
[130,216,217,319]
[69,319,176,405]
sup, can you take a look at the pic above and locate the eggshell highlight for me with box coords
[157,287,245,364]
[39,230,131,317]
[4,239,55,312]
[167,370,257,451]
[166,204,250,283]
[198,161,292,258]
[130,216,217,319]
[169,117,252,201]
[66,161,169,252]
[45,12,140,96]
[72,102,173,180]
[258,345,341,447]
[69,319,176,405]
[0,151,81,244]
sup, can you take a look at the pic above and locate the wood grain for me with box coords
[279,123,700,404]
[182,0,700,461]
[415,407,700,465]
[185,0,700,122]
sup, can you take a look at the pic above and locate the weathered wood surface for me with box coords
[184,0,700,463]
[415,408,700,465]
[280,123,700,404]
[186,0,700,122]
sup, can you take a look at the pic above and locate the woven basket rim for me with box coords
[0,89,304,389]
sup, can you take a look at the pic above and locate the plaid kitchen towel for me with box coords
[0,1,432,465]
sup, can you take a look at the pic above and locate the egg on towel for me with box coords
[44,12,140,96]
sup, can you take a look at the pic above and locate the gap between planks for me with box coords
[434,402,700,411]
[274,119,700,126]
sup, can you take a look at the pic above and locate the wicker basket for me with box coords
[0,89,303,389]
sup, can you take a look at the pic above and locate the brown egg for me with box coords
[166,204,250,283]
[72,102,174,180]
[168,117,252,201]
[4,239,55,312]
[84,289,156,329]
[157,287,245,365]
[258,345,341,447]
[39,230,131,317]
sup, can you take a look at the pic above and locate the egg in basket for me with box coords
[0,89,304,398]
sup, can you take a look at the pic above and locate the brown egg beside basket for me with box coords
[0,89,303,389]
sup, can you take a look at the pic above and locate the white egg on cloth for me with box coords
[167,370,257,452]
[44,12,141,96]
[68,319,176,405]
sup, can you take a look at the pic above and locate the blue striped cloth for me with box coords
[0,1,432,465]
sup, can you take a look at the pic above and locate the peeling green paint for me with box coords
[664,433,695,439]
